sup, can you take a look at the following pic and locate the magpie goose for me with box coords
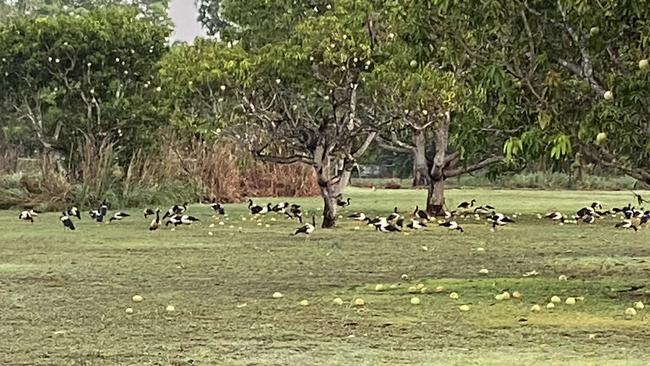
[18,210,34,223]
[348,212,367,221]
[149,209,161,231]
[293,216,316,236]
[407,219,426,230]
[615,219,638,231]
[109,212,130,223]
[65,206,81,220]
[209,200,225,215]
[458,199,476,209]
[248,200,270,215]
[439,221,464,233]
[144,208,155,219]
[163,203,187,220]
[60,212,76,231]
[413,206,430,221]
[387,207,400,222]
[336,197,351,208]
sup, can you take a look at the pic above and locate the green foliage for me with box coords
[499,0,650,176]
[0,6,171,164]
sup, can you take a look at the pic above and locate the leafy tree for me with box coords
[368,1,524,215]
[501,0,650,185]
[0,6,170,170]
[186,1,385,227]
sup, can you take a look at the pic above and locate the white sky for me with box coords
[168,0,206,43]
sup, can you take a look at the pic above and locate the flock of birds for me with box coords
[15,192,650,237]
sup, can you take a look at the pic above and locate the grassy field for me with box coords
[1,188,650,365]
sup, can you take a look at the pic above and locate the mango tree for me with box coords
[501,0,650,185]
[369,1,523,215]
[0,6,170,170]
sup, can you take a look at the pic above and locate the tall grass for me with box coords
[0,136,319,211]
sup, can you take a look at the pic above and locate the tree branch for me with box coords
[445,155,503,178]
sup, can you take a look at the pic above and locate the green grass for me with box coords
[1,188,649,365]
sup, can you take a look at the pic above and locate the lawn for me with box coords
[1,188,649,365]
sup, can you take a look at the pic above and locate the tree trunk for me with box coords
[426,112,450,216]
[333,168,352,198]
[412,130,430,187]
[320,185,338,228]
[426,176,446,216]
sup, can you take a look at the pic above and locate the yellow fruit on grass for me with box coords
[333,298,344,306]
[551,296,561,303]
[530,304,542,312]
[272,292,283,299]
[354,298,365,306]
[459,305,470,312]
[410,297,421,305]
[132,295,143,303]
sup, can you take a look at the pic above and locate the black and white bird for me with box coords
[165,214,182,226]
[209,200,225,215]
[149,209,161,231]
[412,206,430,222]
[144,208,156,219]
[67,206,81,220]
[377,221,401,233]
[406,219,426,230]
[272,202,289,214]
[615,219,638,232]
[293,216,316,236]
[580,215,596,225]
[180,215,200,226]
[109,212,130,223]
[248,199,270,215]
[163,203,188,220]
[286,204,303,222]
[387,207,400,222]
[545,211,564,223]
[348,212,367,221]
[458,199,476,209]
[60,212,76,231]
[99,200,108,217]
[576,206,596,218]
[337,197,351,208]
[18,210,34,223]
[488,211,515,226]
[439,221,464,233]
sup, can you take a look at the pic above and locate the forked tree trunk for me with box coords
[412,130,430,187]
[426,113,450,216]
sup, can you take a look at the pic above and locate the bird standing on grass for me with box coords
[163,203,187,220]
[60,212,76,231]
[293,216,316,237]
[149,209,161,231]
[68,207,81,220]
[144,208,155,219]
[337,197,351,208]
[210,200,225,215]
[458,199,476,210]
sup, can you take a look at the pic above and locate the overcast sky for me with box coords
[168,0,206,43]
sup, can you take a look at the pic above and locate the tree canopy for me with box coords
[0,5,171,166]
